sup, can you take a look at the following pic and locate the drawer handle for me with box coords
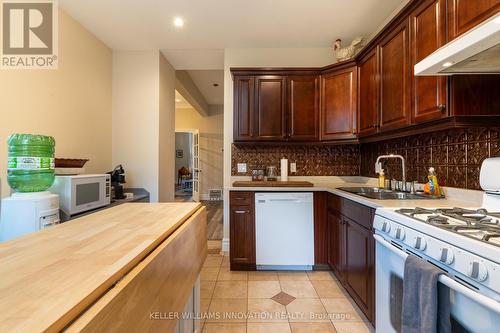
[235,210,247,214]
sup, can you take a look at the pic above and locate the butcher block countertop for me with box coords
[0,202,203,333]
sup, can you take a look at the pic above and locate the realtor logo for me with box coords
[1,0,58,69]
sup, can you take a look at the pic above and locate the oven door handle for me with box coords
[374,234,500,315]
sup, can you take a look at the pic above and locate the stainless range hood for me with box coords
[415,13,500,76]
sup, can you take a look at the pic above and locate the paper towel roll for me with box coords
[281,158,288,182]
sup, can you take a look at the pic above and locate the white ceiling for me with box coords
[187,70,224,105]
[60,0,406,69]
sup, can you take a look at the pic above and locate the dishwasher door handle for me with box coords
[267,199,303,203]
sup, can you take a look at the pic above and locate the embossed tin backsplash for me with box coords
[360,127,500,190]
[231,144,360,176]
[231,128,500,190]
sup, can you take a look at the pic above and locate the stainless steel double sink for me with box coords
[338,187,442,200]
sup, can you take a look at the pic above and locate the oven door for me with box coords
[71,176,110,214]
[374,233,500,333]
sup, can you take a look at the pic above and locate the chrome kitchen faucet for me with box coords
[375,154,406,191]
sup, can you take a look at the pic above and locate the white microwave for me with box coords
[49,174,111,215]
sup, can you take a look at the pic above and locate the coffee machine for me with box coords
[108,165,126,200]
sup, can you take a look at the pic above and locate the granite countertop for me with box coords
[227,177,484,209]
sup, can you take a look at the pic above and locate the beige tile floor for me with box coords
[199,249,375,333]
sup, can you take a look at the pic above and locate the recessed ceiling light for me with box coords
[173,17,184,28]
[442,61,453,67]
[175,99,181,103]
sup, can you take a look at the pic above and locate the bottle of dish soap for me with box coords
[378,169,385,189]
[427,167,440,196]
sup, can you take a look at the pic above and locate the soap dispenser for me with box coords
[378,169,386,189]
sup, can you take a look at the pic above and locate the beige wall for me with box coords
[112,50,159,201]
[158,54,176,202]
[0,10,112,199]
[112,51,176,202]
[175,108,223,199]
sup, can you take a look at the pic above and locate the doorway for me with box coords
[174,70,224,251]
[175,129,201,202]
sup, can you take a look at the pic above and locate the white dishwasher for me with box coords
[255,192,314,270]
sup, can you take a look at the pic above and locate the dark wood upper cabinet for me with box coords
[233,76,255,141]
[448,0,500,40]
[320,66,358,141]
[450,75,500,115]
[231,1,500,144]
[379,20,411,132]
[358,48,379,136]
[254,76,287,141]
[287,76,319,141]
[410,0,448,124]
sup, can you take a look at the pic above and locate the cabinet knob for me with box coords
[437,104,446,112]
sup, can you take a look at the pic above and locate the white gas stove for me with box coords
[374,158,500,333]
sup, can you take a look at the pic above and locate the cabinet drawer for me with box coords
[341,199,374,230]
[327,193,342,212]
[230,191,255,206]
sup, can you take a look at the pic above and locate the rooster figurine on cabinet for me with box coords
[333,37,365,62]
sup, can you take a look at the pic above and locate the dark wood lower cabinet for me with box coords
[327,194,375,324]
[314,192,328,266]
[229,191,375,324]
[327,209,344,279]
[344,217,375,323]
[229,192,256,270]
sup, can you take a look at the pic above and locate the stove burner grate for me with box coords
[395,207,500,247]
[427,215,449,225]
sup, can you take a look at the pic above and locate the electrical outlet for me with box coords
[290,162,297,173]
[237,163,247,173]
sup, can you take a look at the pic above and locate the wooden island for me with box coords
[0,202,207,333]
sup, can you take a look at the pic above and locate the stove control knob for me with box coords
[395,227,405,241]
[439,247,454,265]
[467,261,488,282]
[381,221,391,233]
[413,236,427,251]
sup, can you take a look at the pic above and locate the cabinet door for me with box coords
[320,67,358,140]
[327,209,344,279]
[344,218,374,323]
[254,76,286,141]
[448,0,500,39]
[410,0,448,124]
[233,76,255,141]
[358,49,379,136]
[287,76,319,141]
[379,20,411,131]
[230,205,256,270]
